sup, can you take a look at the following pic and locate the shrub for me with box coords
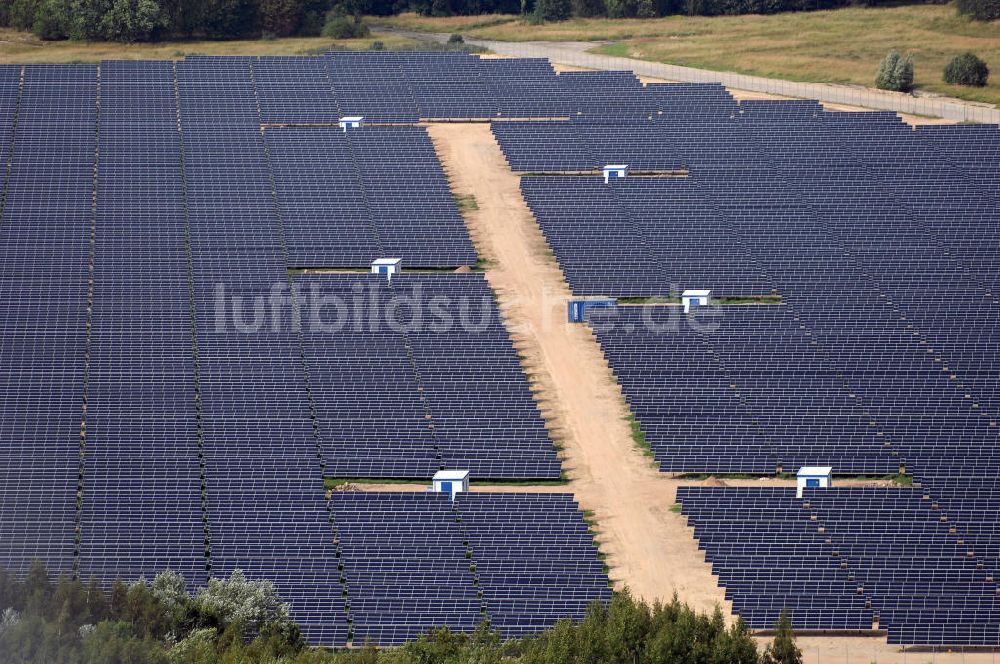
[369,39,385,49]
[944,52,990,87]
[956,0,1000,21]
[321,10,368,38]
[447,32,463,43]
[875,50,914,92]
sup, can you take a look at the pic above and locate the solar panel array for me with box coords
[3,52,996,648]
[591,305,892,475]
[297,273,559,480]
[256,56,340,125]
[457,492,612,638]
[331,491,609,645]
[522,177,773,297]
[325,52,420,123]
[502,79,1000,645]
[677,487,1000,646]
[520,103,1000,486]
[0,55,601,646]
[480,58,568,119]
[266,124,475,267]
[492,84,737,172]
[333,492,484,645]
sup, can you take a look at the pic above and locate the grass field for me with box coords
[375,6,1000,107]
[0,29,422,64]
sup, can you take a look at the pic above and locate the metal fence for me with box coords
[471,38,1000,124]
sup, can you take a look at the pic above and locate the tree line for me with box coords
[0,561,805,664]
[1,0,342,42]
[2,0,989,43]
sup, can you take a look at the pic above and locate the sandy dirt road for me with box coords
[427,122,731,617]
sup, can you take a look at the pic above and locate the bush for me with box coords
[369,39,384,49]
[321,11,368,38]
[956,0,1000,21]
[944,52,990,86]
[447,32,463,43]
[875,50,914,92]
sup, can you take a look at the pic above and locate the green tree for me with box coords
[109,578,130,621]
[534,0,571,20]
[199,0,259,39]
[85,577,110,625]
[9,0,41,30]
[571,0,606,16]
[69,0,113,39]
[762,608,801,664]
[636,0,657,16]
[49,575,89,637]
[712,617,760,664]
[875,50,914,92]
[606,588,651,664]
[99,0,169,41]
[80,621,169,664]
[194,570,295,642]
[944,52,990,87]
[22,560,51,617]
[259,0,303,36]
[606,0,637,17]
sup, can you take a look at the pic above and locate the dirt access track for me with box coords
[426,122,995,663]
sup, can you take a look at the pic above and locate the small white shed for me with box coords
[339,115,364,132]
[682,289,712,313]
[603,164,629,184]
[371,258,402,282]
[796,466,833,498]
[432,470,470,501]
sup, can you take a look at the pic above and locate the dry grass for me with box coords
[376,7,1000,107]
[370,13,519,32]
[0,29,422,64]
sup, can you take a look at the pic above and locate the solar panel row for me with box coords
[0,64,95,579]
[332,492,610,645]
[677,486,1000,646]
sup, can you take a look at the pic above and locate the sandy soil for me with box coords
[425,123,988,662]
